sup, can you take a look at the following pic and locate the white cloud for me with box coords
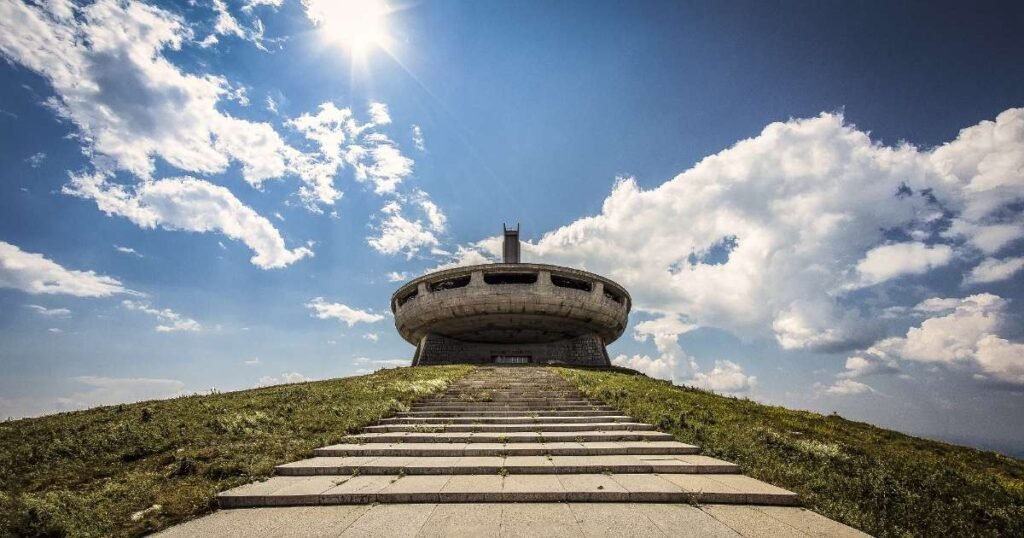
[413,191,447,232]
[613,315,698,382]
[286,102,416,205]
[305,297,385,327]
[853,242,954,288]
[386,271,411,282]
[964,256,1024,285]
[0,241,126,297]
[440,109,1024,352]
[265,95,279,114]
[256,372,313,387]
[687,360,757,394]
[363,332,380,342]
[821,379,875,396]
[368,102,391,125]
[26,151,46,168]
[122,300,201,332]
[48,327,63,333]
[204,0,270,51]
[612,354,676,381]
[25,304,71,317]
[367,203,440,258]
[244,357,260,365]
[114,245,143,257]
[840,294,1024,386]
[64,173,313,269]
[838,351,900,379]
[411,124,425,151]
[0,0,294,185]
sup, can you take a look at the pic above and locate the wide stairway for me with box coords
[196,367,865,536]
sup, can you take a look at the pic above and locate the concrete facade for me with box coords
[391,263,631,366]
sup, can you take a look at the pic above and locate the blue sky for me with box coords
[1,0,1023,456]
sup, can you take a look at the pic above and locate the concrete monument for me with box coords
[391,225,631,366]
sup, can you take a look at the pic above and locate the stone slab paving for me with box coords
[155,503,868,537]
[159,366,867,536]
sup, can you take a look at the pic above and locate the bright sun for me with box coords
[308,0,392,57]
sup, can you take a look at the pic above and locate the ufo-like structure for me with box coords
[391,226,631,366]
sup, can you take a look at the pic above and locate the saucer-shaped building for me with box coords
[391,226,631,366]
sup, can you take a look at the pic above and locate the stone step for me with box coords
[314,441,700,457]
[218,473,798,507]
[428,395,589,399]
[396,410,618,417]
[275,455,738,476]
[378,415,636,424]
[343,430,675,443]
[362,422,654,433]
[409,404,614,411]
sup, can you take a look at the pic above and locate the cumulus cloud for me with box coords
[386,271,411,282]
[610,315,698,382]
[440,109,1024,352]
[853,242,954,288]
[413,191,447,232]
[838,352,900,379]
[839,294,1024,386]
[612,353,677,381]
[287,101,415,204]
[122,300,201,332]
[367,202,440,258]
[305,297,385,326]
[687,360,757,394]
[64,173,313,269]
[964,256,1024,285]
[0,241,127,297]
[0,0,294,185]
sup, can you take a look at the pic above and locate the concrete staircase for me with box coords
[218,367,799,508]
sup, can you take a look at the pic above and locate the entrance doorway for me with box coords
[493,355,531,364]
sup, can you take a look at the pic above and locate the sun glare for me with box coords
[309,0,392,57]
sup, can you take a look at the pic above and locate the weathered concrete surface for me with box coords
[155,503,868,537]
[392,264,631,366]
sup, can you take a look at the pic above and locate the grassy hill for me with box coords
[1,364,1021,537]
[0,365,472,537]
[553,367,1024,537]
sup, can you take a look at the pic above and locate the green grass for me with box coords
[552,366,1024,537]
[0,365,473,538]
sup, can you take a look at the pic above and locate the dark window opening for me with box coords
[552,275,592,292]
[397,289,418,306]
[484,272,537,285]
[430,275,471,292]
[604,289,624,304]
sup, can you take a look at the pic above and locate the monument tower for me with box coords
[391,225,631,365]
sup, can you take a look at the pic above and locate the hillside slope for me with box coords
[0,365,472,537]
[553,367,1024,537]
[2,364,1021,537]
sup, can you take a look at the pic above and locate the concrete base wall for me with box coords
[412,333,610,367]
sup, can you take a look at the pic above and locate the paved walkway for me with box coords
[157,367,868,537]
